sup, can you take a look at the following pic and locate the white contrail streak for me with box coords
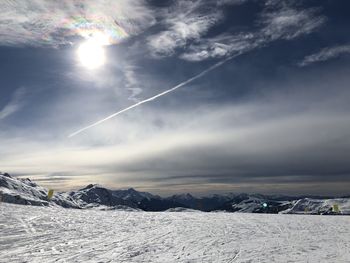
[68,56,234,138]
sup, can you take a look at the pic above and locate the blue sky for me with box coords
[0,0,350,196]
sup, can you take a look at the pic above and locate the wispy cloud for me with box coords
[180,33,256,61]
[70,1,327,134]
[216,0,249,6]
[299,44,350,66]
[0,88,26,120]
[3,76,350,194]
[147,0,225,57]
[180,1,326,61]
[0,0,154,46]
[259,4,325,41]
[68,55,234,137]
[123,65,143,102]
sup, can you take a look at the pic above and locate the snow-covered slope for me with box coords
[167,193,293,213]
[0,174,185,211]
[0,173,81,208]
[165,207,200,212]
[282,198,350,215]
[1,203,349,263]
[0,174,145,209]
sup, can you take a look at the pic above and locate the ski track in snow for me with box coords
[0,203,349,263]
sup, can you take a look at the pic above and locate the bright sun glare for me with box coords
[77,40,106,69]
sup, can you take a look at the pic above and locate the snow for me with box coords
[0,174,82,208]
[282,198,350,215]
[164,207,200,212]
[1,203,349,263]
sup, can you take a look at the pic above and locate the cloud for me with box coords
[216,0,249,6]
[2,65,350,195]
[123,65,143,102]
[0,0,345,196]
[0,88,26,120]
[147,0,225,57]
[299,44,350,66]
[0,0,154,46]
[180,33,256,61]
[180,2,326,61]
[3,100,350,194]
[259,4,326,41]
[68,56,233,137]
[68,1,327,136]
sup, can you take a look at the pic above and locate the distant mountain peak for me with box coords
[0,172,12,178]
[84,184,95,189]
[80,184,106,191]
[173,193,195,200]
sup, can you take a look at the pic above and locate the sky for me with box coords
[0,0,350,196]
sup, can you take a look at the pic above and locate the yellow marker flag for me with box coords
[48,189,54,200]
[333,204,340,213]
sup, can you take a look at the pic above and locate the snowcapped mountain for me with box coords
[282,197,350,215]
[68,184,160,208]
[166,193,289,212]
[165,193,250,211]
[68,184,138,208]
[111,187,159,202]
[1,172,349,214]
[165,193,197,208]
[0,173,183,211]
[218,195,292,213]
[0,172,82,208]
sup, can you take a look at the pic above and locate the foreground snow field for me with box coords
[1,203,349,263]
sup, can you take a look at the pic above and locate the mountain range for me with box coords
[1,172,349,215]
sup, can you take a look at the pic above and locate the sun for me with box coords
[77,40,106,69]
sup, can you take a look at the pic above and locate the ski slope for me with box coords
[1,203,349,263]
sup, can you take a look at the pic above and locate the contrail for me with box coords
[68,55,235,138]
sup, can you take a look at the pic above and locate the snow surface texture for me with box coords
[0,203,349,263]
